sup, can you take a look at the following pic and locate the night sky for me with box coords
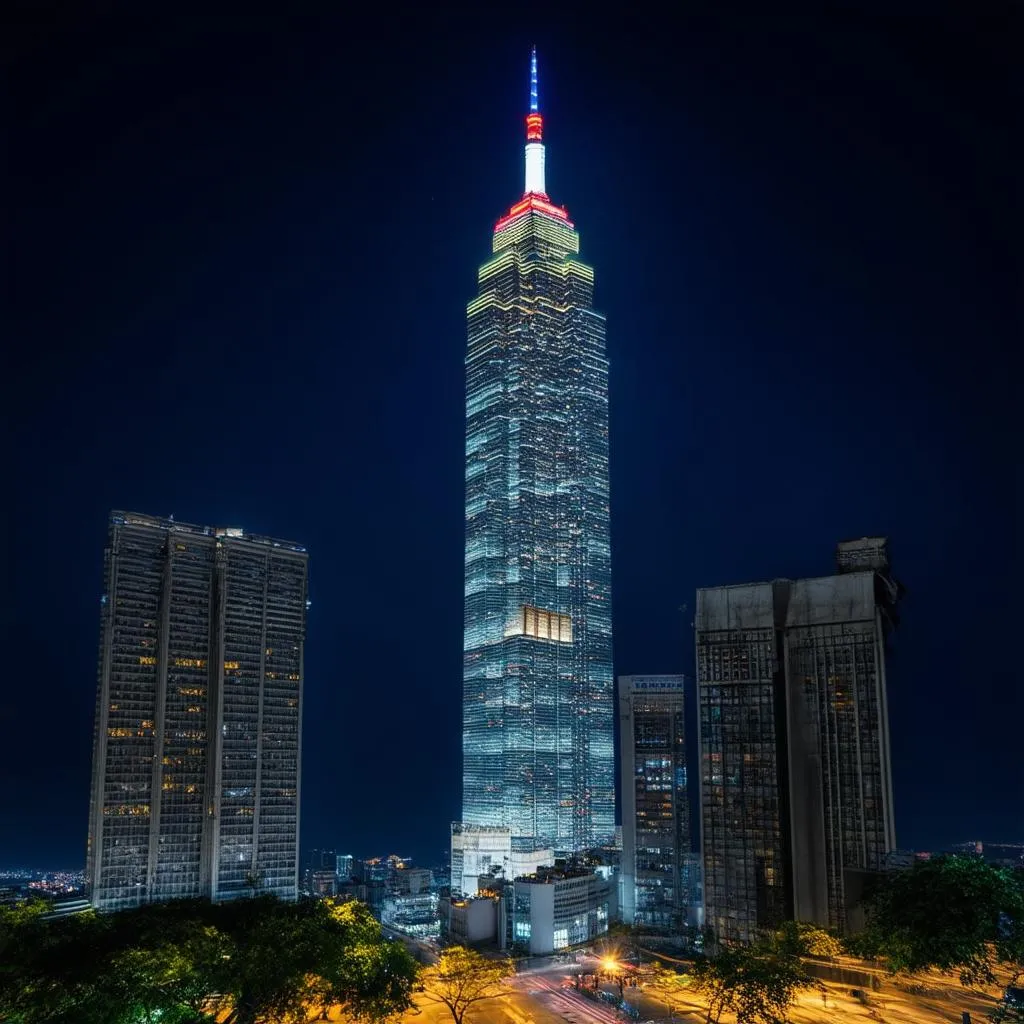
[5,5,1019,871]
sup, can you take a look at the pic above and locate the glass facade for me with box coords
[618,676,692,932]
[86,511,308,911]
[695,541,900,942]
[462,52,613,853]
[696,610,788,946]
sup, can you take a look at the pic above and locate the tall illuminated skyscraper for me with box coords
[461,50,613,856]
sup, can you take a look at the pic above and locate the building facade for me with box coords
[461,48,613,856]
[696,537,901,943]
[442,893,505,948]
[381,891,440,939]
[512,865,612,955]
[450,823,512,896]
[86,511,308,911]
[618,675,692,931]
[336,853,354,881]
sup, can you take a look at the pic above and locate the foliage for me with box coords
[419,945,513,1024]
[849,855,1024,987]
[689,942,822,1024]
[771,921,842,961]
[0,895,418,1024]
[989,970,1023,1023]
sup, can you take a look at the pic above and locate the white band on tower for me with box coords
[525,142,545,196]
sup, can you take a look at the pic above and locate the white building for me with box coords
[511,847,554,880]
[450,823,512,896]
[444,893,505,947]
[512,866,612,955]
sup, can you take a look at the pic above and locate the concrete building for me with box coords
[442,893,506,948]
[512,866,612,955]
[394,867,432,895]
[696,537,902,943]
[86,511,308,911]
[310,869,337,897]
[618,675,692,932]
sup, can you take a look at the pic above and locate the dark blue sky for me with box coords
[4,5,1019,870]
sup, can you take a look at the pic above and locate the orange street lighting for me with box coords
[602,958,618,971]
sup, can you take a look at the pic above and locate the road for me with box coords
[509,959,682,1023]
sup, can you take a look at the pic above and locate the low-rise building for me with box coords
[512,866,611,955]
[442,893,505,948]
[394,867,432,894]
[310,869,337,897]
[382,891,439,939]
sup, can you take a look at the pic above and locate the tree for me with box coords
[690,944,821,1024]
[215,897,417,1024]
[315,899,419,1022]
[0,905,116,1024]
[0,895,417,1024]
[850,855,1024,987]
[771,921,842,961]
[419,946,513,1024]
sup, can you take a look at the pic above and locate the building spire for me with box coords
[524,47,546,196]
[530,45,539,113]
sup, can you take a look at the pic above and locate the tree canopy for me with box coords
[850,855,1024,987]
[0,895,418,1024]
[771,921,842,961]
[689,941,821,1024]
[418,946,512,1024]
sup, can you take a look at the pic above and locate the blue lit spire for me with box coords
[530,46,539,113]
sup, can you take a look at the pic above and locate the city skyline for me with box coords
[4,12,1018,869]
[461,49,614,852]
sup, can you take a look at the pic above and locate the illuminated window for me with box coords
[505,605,573,643]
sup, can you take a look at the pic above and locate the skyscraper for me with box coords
[618,675,692,931]
[461,49,613,855]
[86,511,308,911]
[695,537,902,943]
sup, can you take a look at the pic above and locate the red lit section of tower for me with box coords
[495,47,570,230]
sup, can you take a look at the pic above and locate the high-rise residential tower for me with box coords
[86,511,308,911]
[618,675,693,931]
[461,49,613,856]
[695,537,902,943]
